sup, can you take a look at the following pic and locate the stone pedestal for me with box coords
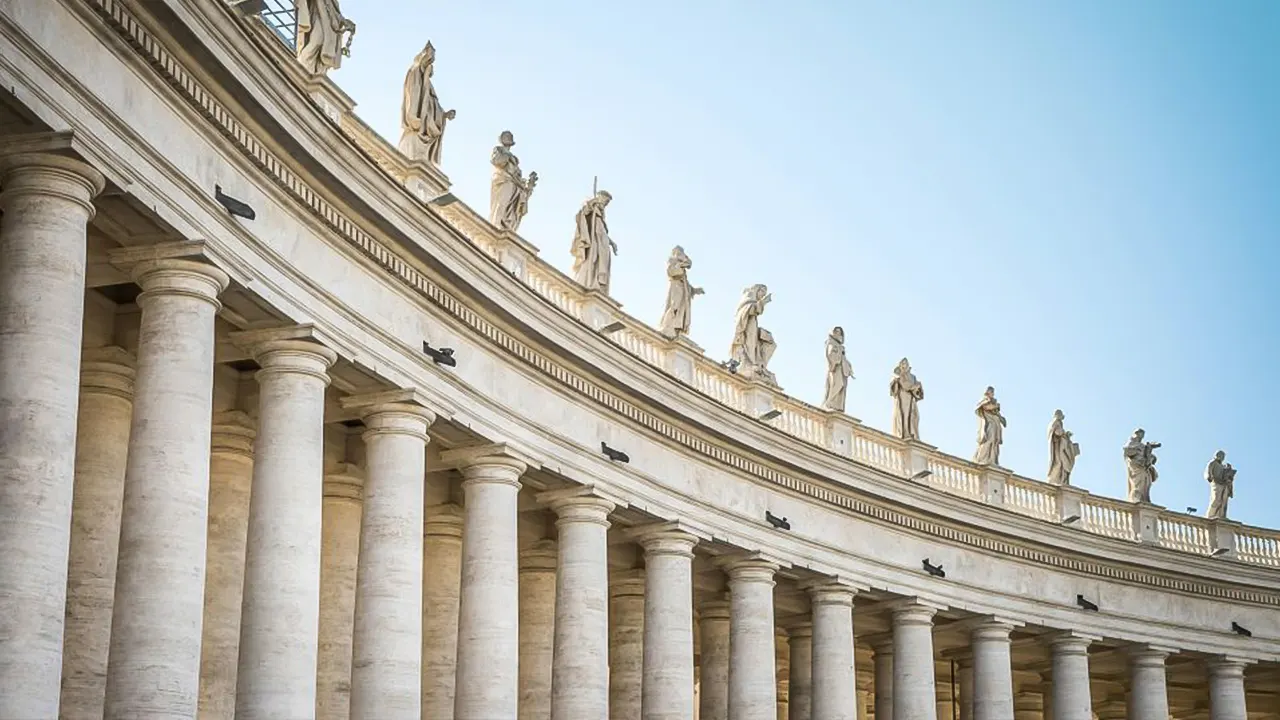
[59,347,135,720]
[316,466,364,720]
[698,600,732,720]
[348,400,435,720]
[197,411,257,720]
[518,541,557,720]
[234,337,337,719]
[1132,503,1163,545]
[0,152,104,719]
[723,558,779,720]
[423,504,465,720]
[444,445,529,720]
[104,259,230,720]
[547,492,615,720]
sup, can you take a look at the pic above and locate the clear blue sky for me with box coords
[329,1,1280,528]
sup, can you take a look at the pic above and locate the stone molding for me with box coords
[70,0,1280,610]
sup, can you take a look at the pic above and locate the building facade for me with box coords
[0,1,1277,719]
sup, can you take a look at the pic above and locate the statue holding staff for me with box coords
[570,185,616,293]
[1123,428,1161,504]
[295,0,355,75]
[489,131,538,233]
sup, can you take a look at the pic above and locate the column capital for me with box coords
[1127,644,1176,666]
[0,152,105,216]
[887,597,945,626]
[233,328,338,385]
[519,539,558,572]
[716,553,782,583]
[424,503,463,539]
[866,633,894,655]
[782,619,813,639]
[1206,655,1254,677]
[1044,630,1099,655]
[340,388,437,442]
[970,617,1017,642]
[805,581,860,607]
[80,346,136,399]
[698,599,732,621]
[440,442,536,487]
[547,494,614,527]
[609,569,647,598]
[210,410,256,457]
[628,521,702,558]
[133,259,230,311]
[323,463,364,500]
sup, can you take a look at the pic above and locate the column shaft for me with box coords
[450,450,526,720]
[104,259,229,719]
[196,412,257,720]
[349,403,434,720]
[59,348,135,720]
[786,625,813,720]
[872,642,893,720]
[956,659,974,720]
[1127,649,1170,720]
[423,505,464,720]
[518,541,558,720]
[891,603,938,720]
[971,621,1014,720]
[810,585,857,720]
[316,469,364,720]
[1208,657,1248,720]
[235,339,337,719]
[611,572,647,720]
[548,494,615,720]
[640,529,699,720]
[1047,636,1092,720]
[725,559,778,720]
[0,153,104,719]
[699,600,732,720]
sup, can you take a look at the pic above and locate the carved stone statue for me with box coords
[889,358,923,441]
[729,284,777,385]
[821,326,853,412]
[399,43,455,166]
[295,0,355,75]
[1046,409,1080,485]
[489,131,537,233]
[1205,450,1236,520]
[972,386,1007,465]
[570,191,616,293]
[657,246,703,337]
[1123,428,1161,504]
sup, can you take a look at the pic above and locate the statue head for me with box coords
[1133,428,1145,441]
[985,385,996,398]
[896,357,911,374]
[832,326,844,343]
[499,130,515,147]
[416,42,437,75]
[1215,450,1227,461]
[595,190,612,206]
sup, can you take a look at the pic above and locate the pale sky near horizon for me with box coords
[322,1,1280,528]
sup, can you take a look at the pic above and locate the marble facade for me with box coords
[0,2,1277,719]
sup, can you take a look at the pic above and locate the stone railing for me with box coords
[303,67,1280,568]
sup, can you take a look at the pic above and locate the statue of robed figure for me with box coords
[658,246,703,337]
[1123,428,1161,504]
[821,327,853,412]
[972,386,1007,466]
[729,284,777,385]
[1046,409,1080,485]
[399,42,455,166]
[1204,450,1236,520]
[889,358,923,441]
[295,0,355,75]
[489,131,537,233]
[570,190,616,294]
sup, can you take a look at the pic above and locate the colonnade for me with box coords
[0,151,1260,719]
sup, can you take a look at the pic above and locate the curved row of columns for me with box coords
[0,151,1263,719]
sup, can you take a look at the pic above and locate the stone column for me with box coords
[638,527,700,720]
[610,570,647,720]
[316,466,364,720]
[1127,647,1170,720]
[196,411,258,720]
[546,491,615,720]
[0,152,105,719]
[1207,657,1249,720]
[518,540,558,720]
[723,557,778,720]
[58,348,135,720]
[971,620,1015,720]
[1047,634,1093,720]
[777,628,791,720]
[445,445,529,720]
[872,639,893,720]
[810,584,857,720]
[956,657,974,720]
[423,504,465,720]
[234,337,338,719]
[785,623,813,720]
[699,600,732,720]
[348,399,435,719]
[103,259,230,719]
[891,601,939,720]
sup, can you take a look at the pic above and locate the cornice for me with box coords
[71,0,1280,609]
